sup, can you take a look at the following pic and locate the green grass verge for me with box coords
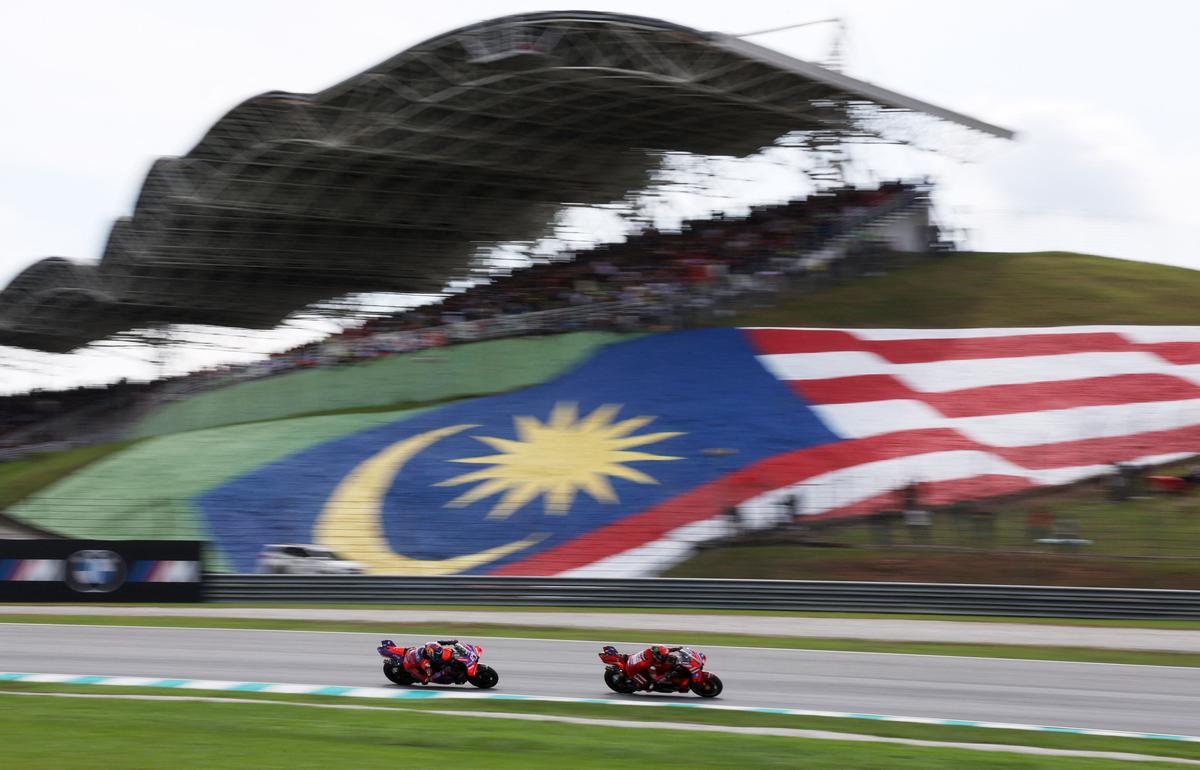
[8,681,1195,758]
[4,615,1198,667]
[0,687,1192,768]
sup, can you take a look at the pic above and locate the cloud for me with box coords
[978,100,1158,221]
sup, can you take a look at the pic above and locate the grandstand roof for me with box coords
[0,10,1012,353]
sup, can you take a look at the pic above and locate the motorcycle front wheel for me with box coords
[383,662,414,686]
[604,669,638,694]
[468,664,499,689]
[689,674,723,698]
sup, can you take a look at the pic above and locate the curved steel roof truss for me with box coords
[0,11,1010,353]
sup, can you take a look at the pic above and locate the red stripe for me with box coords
[491,423,1200,576]
[1144,342,1200,365]
[792,373,1200,417]
[993,423,1200,469]
[745,329,1200,365]
[746,329,866,355]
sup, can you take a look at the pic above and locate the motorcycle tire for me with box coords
[689,674,723,698]
[383,662,414,686]
[604,669,638,694]
[468,664,499,689]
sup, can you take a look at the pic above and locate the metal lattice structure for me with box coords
[0,11,1011,354]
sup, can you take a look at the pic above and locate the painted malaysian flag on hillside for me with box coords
[196,327,1200,577]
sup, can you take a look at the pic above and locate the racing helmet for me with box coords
[423,642,444,660]
[650,645,670,662]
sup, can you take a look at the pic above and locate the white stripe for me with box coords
[759,351,1200,391]
[262,683,326,694]
[100,676,159,687]
[156,562,201,583]
[10,560,64,582]
[176,679,243,690]
[18,673,84,683]
[849,327,1121,340]
[562,519,733,578]
[1120,327,1200,343]
[814,326,1200,341]
[813,398,1200,446]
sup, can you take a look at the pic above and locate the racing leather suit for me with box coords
[401,647,434,684]
[623,646,680,690]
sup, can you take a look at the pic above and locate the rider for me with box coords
[393,640,459,684]
[623,644,682,690]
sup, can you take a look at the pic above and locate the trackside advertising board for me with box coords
[0,540,203,602]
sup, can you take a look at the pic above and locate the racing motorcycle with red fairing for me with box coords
[598,644,723,697]
[377,639,499,688]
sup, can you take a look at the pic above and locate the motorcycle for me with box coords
[377,640,499,689]
[598,644,723,698]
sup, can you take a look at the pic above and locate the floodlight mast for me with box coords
[731,17,847,71]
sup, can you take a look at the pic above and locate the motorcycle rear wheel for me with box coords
[604,669,637,694]
[383,662,414,686]
[689,674,723,698]
[468,664,499,689]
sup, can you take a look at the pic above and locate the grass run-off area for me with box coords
[1,687,1195,769]
[4,615,1198,668]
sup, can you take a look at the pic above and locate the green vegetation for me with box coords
[0,690,1190,769]
[736,251,1200,328]
[5,615,1198,667]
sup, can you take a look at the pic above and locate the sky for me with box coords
[1,0,1197,392]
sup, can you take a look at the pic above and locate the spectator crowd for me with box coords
[1,182,924,448]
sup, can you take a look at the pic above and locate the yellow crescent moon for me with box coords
[314,424,544,575]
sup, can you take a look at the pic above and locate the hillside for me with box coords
[7,250,1200,583]
[735,251,1200,328]
[665,457,1200,588]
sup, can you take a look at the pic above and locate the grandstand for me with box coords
[0,11,1048,576]
[1,178,935,447]
[0,11,1007,355]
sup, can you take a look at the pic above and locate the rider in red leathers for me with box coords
[397,642,448,684]
[623,644,681,690]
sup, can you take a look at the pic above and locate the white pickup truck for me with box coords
[256,544,364,575]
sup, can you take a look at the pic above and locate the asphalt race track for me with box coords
[3,623,1198,736]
